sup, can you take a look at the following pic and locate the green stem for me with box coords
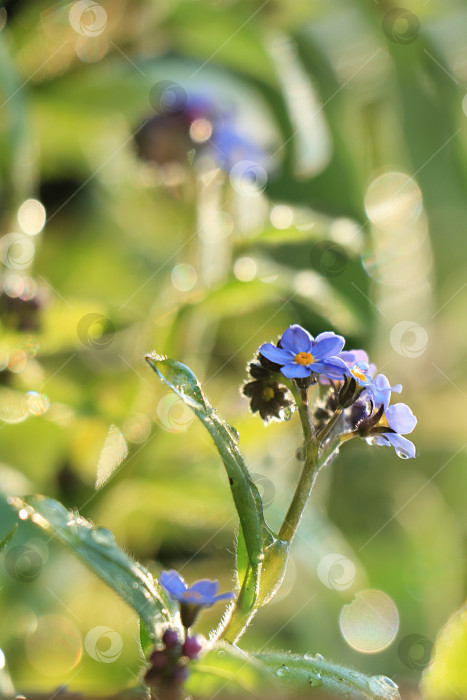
[278,385,318,543]
[316,407,343,443]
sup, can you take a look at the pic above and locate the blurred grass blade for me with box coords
[254,652,401,699]
[145,354,272,566]
[7,494,180,640]
[95,424,128,489]
[0,523,17,552]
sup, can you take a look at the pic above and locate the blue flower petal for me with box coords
[368,373,402,410]
[383,432,416,459]
[213,591,235,602]
[280,325,313,353]
[312,333,345,358]
[281,363,311,378]
[259,343,292,365]
[385,403,417,435]
[190,580,219,597]
[312,357,349,380]
[160,570,187,597]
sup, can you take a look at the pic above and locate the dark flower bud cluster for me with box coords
[242,354,293,423]
[144,629,203,691]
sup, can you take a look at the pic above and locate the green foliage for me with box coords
[5,494,180,641]
[421,604,467,700]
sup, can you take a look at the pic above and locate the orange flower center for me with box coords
[351,367,367,383]
[294,352,314,366]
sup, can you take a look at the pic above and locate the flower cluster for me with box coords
[250,324,417,459]
[144,628,202,690]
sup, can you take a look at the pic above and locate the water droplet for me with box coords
[226,425,240,444]
[308,676,322,687]
[282,406,294,421]
[368,675,400,699]
[90,527,115,546]
[217,649,225,657]
[132,582,139,589]
[276,665,289,677]
[18,508,29,521]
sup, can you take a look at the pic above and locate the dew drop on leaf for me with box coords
[368,675,400,699]
[90,527,116,546]
[276,665,289,677]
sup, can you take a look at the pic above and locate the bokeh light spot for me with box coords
[339,589,399,653]
[171,263,197,292]
[364,172,422,230]
[25,615,82,676]
[18,199,46,236]
[189,118,213,144]
[233,257,257,282]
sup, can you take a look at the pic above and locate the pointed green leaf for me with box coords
[253,652,401,699]
[145,354,271,567]
[7,494,180,641]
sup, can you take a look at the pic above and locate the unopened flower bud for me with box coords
[182,635,203,659]
[162,629,180,650]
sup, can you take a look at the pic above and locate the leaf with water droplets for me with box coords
[187,642,272,696]
[95,424,128,489]
[145,354,271,568]
[7,494,180,641]
[253,652,400,699]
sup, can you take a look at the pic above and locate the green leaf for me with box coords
[253,652,401,699]
[421,603,467,700]
[145,355,272,567]
[187,641,273,697]
[7,494,180,641]
[139,618,154,659]
[0,523,17,553]
[235,525,248,587]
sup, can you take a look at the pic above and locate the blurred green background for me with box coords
[0,0,466,697]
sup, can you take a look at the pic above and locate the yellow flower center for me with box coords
[294,352,314,366]
[351,367,367,383]
[378,414,389,428]
[262,387,275,401]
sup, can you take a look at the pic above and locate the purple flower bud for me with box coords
[182,635,203,659]
[149,649,168,668]
[162,629,180,649]
[172,664,190,684]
